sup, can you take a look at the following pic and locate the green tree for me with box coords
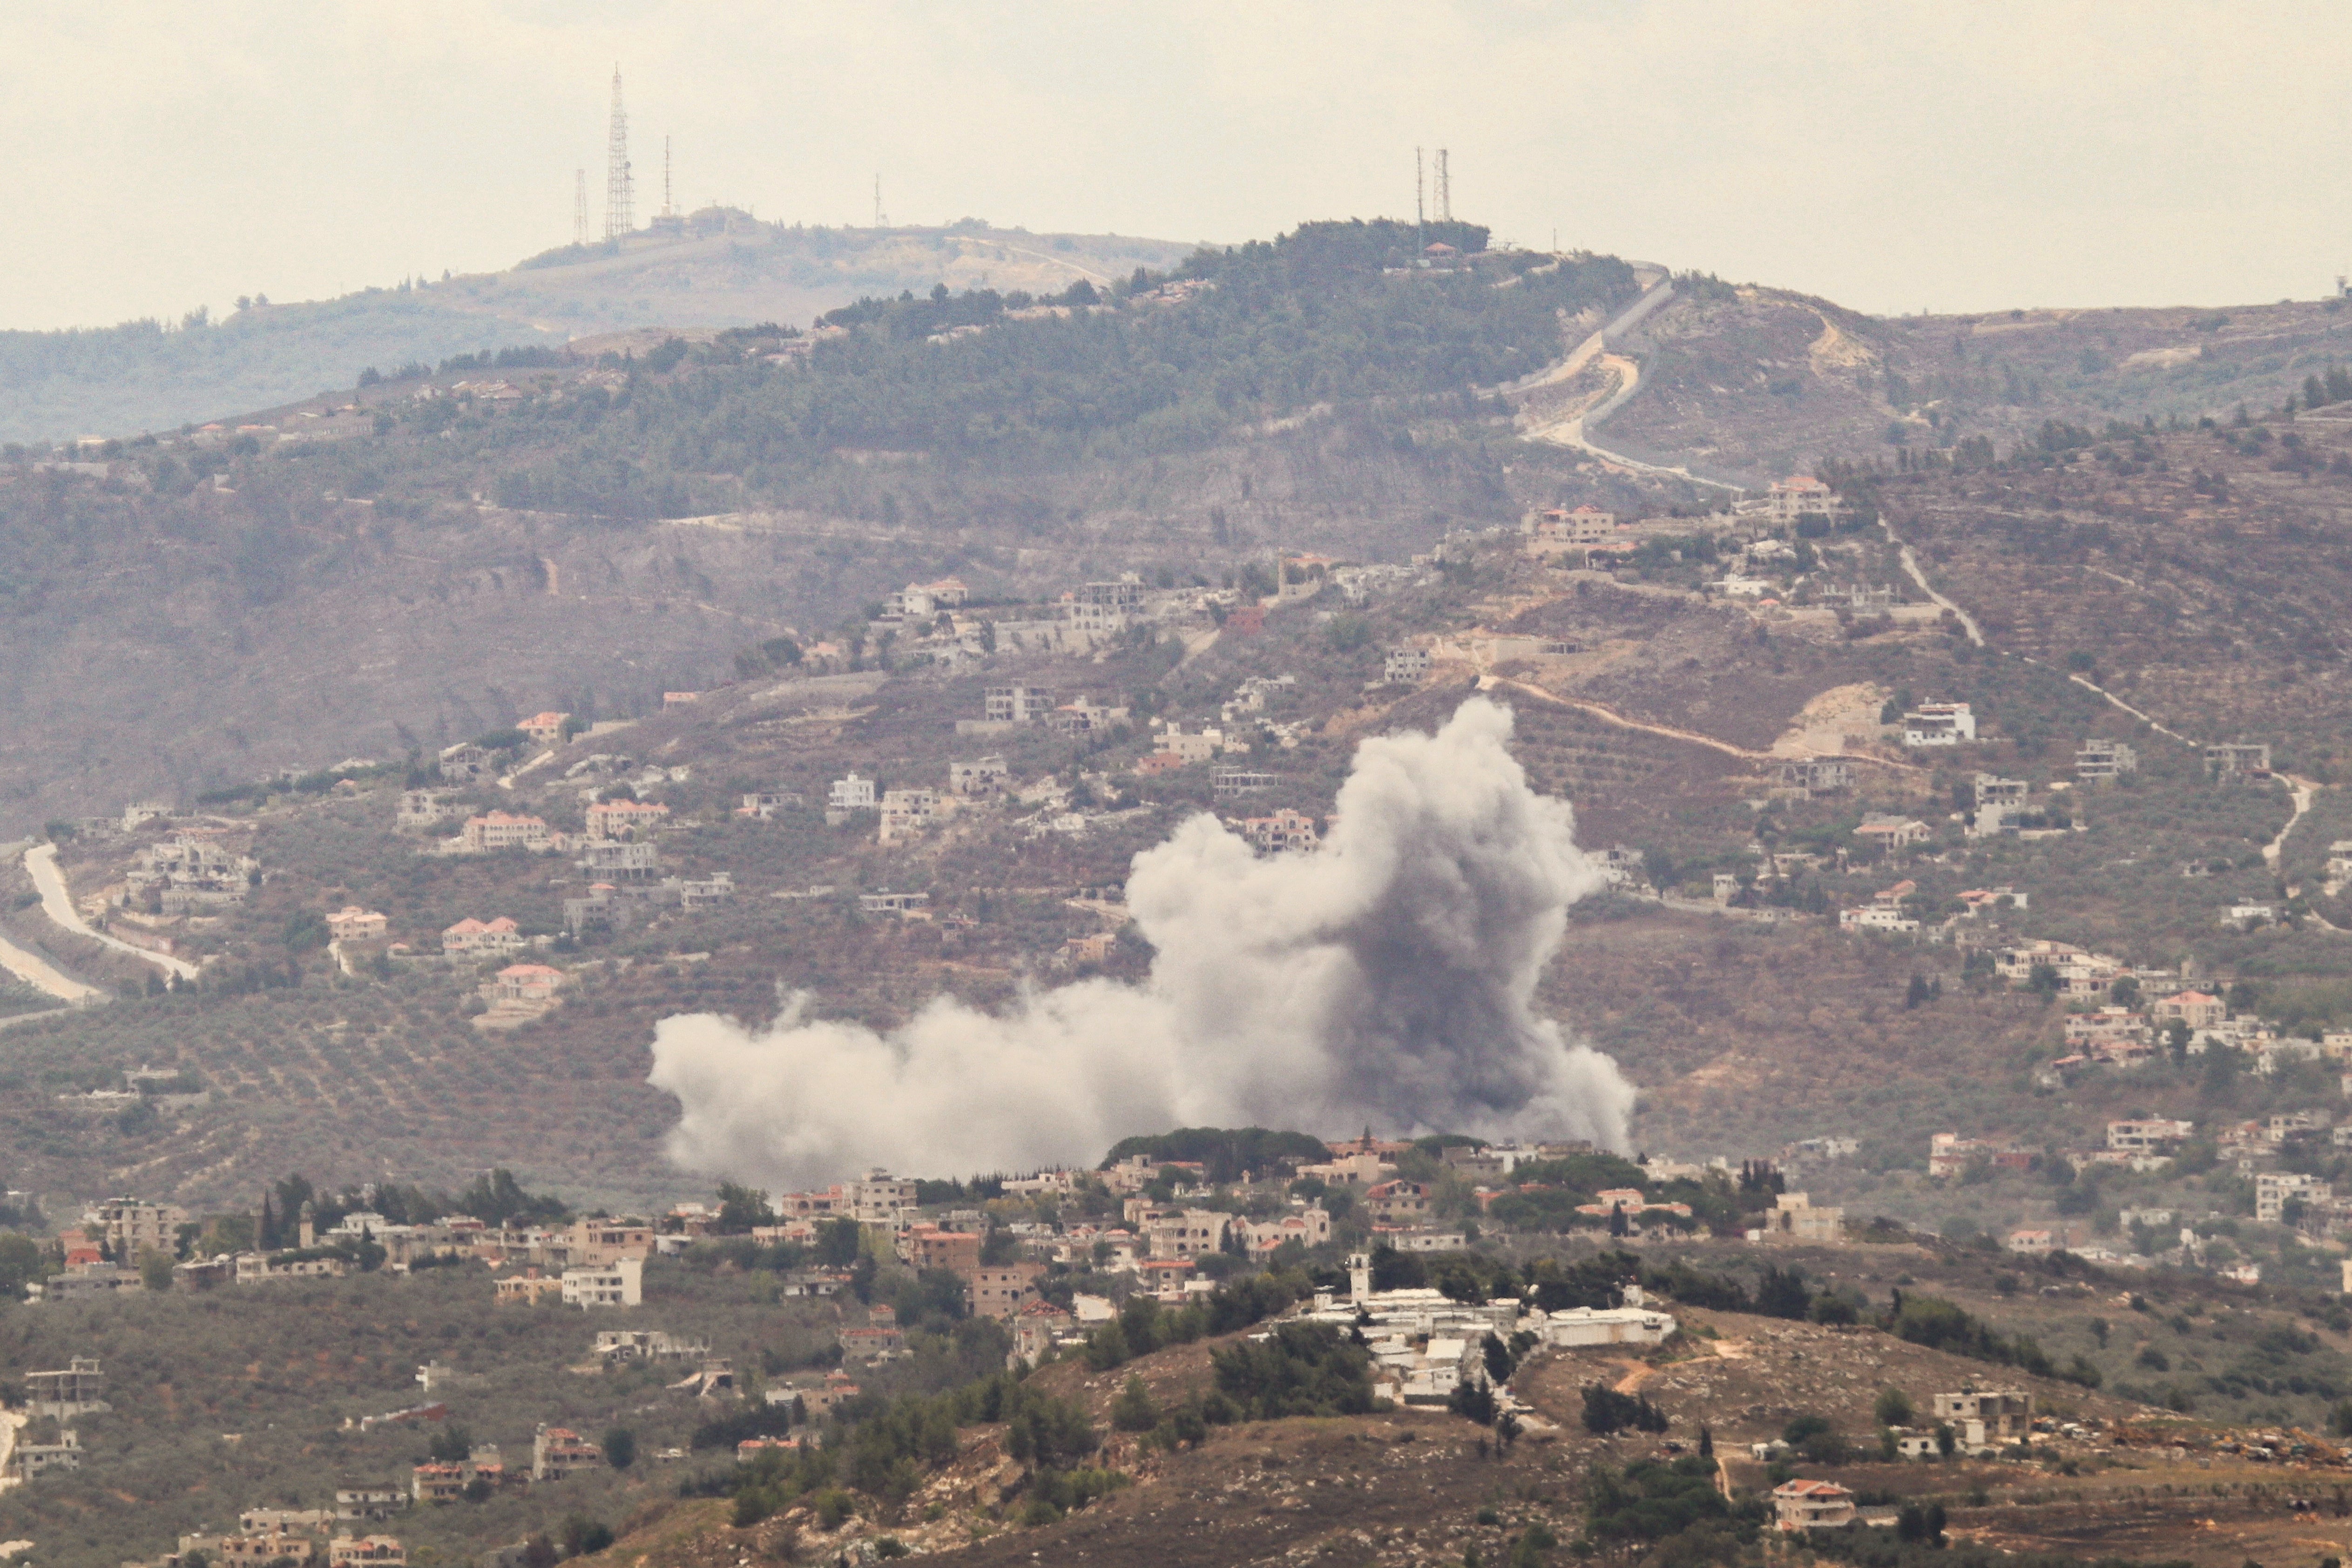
[1110,1376,1158,1433]
[138,1249,174,1292]
[714,1183,773,1233]
[0,1233,42,1298]
[1873,1386,1914,1427]
[602,1427,636,1469]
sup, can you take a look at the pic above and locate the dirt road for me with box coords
[1482,675,1920,773]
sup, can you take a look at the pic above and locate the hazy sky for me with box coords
[4,1,2346,331]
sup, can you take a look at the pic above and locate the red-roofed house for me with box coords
[1773,1479,1856,1530]
[2157,990,2225,1030]
[520,712,572,745]
[483,964,564,1005]
[585,799,670,841]
[326,907,388,941]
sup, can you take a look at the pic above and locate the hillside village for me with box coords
[0,203,2349,1568]
[0,419,2347,1291]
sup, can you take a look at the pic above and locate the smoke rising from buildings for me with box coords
[647,698,1635,1189]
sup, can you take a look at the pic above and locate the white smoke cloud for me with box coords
[646,697,1635,1189]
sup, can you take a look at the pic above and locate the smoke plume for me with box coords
[647,698,1635,1189]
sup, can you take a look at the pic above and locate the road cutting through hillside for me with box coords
[0,929,100,1005]
[2264,775,2316,871]
[21,843,198,981]
[1514,279,1747,492]
[1481,676,1923,772]
[1880,523,1986,647]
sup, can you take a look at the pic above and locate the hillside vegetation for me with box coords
[0,221,1190,446]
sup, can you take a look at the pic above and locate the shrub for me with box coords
[1210,1323,1376,1419]
[1582,1457,1734,1544]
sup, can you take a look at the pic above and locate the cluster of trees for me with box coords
[239,1167,569,1259]
[1079,1272,1309,1371]
[1580,1383,1669,1435]
[1099,1125,1332,1184]
[425,220,1639,518]
[719,1360,1109,1530]
[1481,1154,1787,1238]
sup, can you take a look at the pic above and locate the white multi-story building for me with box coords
[2257,1171,2326,1224]
[560,1257,642,1309]
[1901,703,1977,746]
[2108,1118,2194,1154]
[2075,740,2138,781]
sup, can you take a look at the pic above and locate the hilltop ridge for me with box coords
[0,218,1192,445]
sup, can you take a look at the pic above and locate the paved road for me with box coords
[22,843,199,981]
[1515,280,1747,493]
[0,929,101,1005]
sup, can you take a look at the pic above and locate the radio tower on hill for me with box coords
[603,66,634,239]
[1434,149,1451,223]
[573,169,589,246]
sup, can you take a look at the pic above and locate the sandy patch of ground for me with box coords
[1807,313,1878,374]
[1768,682,1888,757]
[2123,345,2201,371]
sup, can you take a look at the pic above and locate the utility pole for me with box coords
[603,66,633,240]
[573,169,588,246]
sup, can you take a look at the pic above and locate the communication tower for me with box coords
[1434,149,1451,223]
[573,169,588,246]
[662,136,674,219]
[603,66,633,240]
[873,175,887,229]
[1414,147,1425,228]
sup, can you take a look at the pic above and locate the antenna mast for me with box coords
[573,169,588,246]
[1435,149,1451,223]
[662,135,673,219]
[873,175,887,229]
[603,66,633,239]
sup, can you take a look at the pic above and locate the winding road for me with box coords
[22,844,198,981]
[1517,280,1746,493]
